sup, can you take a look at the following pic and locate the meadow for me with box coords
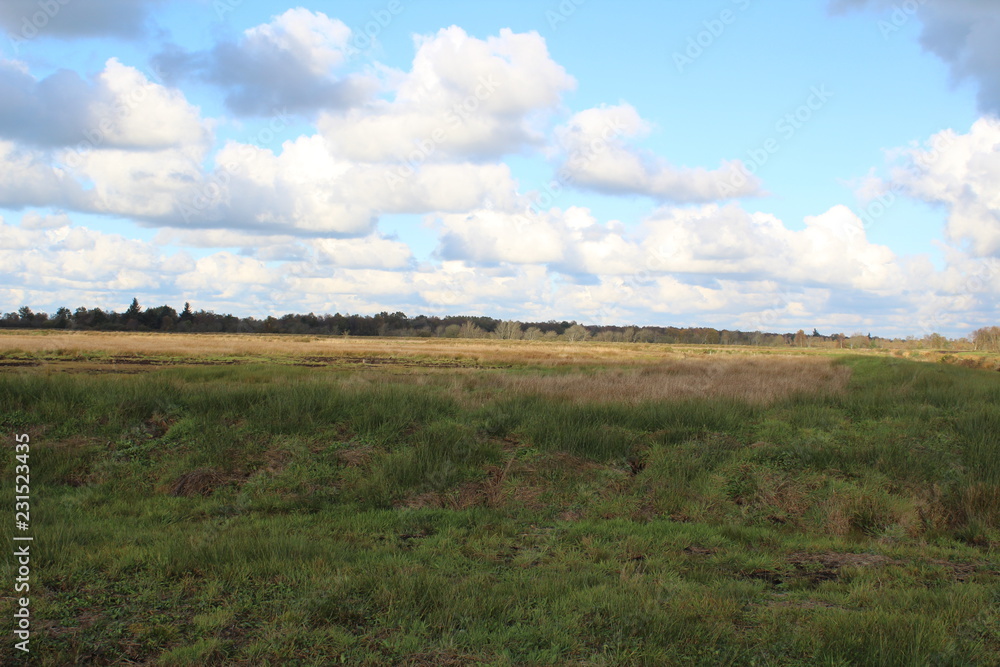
[1,331,998,665]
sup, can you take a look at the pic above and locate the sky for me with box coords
[0,0,998,338]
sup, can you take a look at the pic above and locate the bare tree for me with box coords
[972,326,1000,352]
[523,326,542,340]
[458,321,486,338]
[564,324,589,342]
[493,320,523,340]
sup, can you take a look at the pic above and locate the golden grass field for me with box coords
[0,330,993,402]
[0,328,881,365]
[0,329,865,407]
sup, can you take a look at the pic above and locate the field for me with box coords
[1,331,999,665]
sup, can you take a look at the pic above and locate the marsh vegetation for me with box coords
[0,332,998,664]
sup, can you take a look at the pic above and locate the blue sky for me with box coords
[0,0,998,337]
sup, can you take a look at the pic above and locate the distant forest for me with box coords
[3,298,995,350]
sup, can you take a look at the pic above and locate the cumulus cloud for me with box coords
[553,104,763,202]
[435,206,640,275]
[0,27,546,235]
[320,26,575,162]
[433,200,901,294]
[0,217,190,299]
[313,235,413,269]
[0,57,210,149]
[641,204,901,291]
[153,133,521,235]
[66,142,208,221]
[0,140,83,209]
[154,8,375,116]
[0,207,988,338]
[0,61,92,146]
[176,252,276,299]
[0,0,163,42]
[5,122,520,236]
[830,0,1000,115]
[436,209,568,265]
[20,210,70,230]
[883,117,1000,257]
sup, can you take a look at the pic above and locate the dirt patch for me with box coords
[334,444,377,467]
[729,551,993,589]
[746,569,786,585]
[141,414,175,439]
[400,492,443,509]
[294,355,479,369]
[168,468,235,497]
[785,552,991,585]
[398,459,520,510]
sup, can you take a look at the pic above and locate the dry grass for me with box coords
[0,329,856,368]
[0,331,852,404]
[487,356,851,404]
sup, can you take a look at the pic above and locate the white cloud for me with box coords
[244,7,352,74]
[434,206,642,275]
[886,117,1000,257]
[313,235,413,269]
[320,26,575,162]
[641,203,901,290]
[66,143,208,221]
[0,140,82,209]
[0,57,216,218]
[176,253,275,299]
[91,58,211,149]
[0,207,991,338]
[431,199,902,295]
[436,208,567,265]
[153,228,297,250]
[20,211,70,230]
[160,134,522,235]
[554,103,763,202]
[0,57,210,149]
[0,218,190,298]
[154,8,375,116]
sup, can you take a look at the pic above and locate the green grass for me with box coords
[1,356,999,665]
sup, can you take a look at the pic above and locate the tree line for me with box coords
[1,299,993,350]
